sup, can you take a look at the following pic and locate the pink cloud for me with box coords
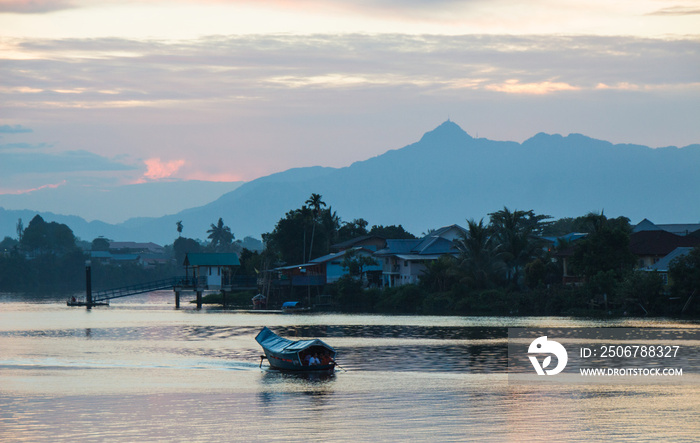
[0,180,67,195]
[142,158,186,180]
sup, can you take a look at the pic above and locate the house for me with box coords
[109,241,165,254]
[310,247,382,284]
[643,247,694,286]
[274,247,381,286]
[183,252,240,290]
[633,219,700,237]
[629,230,700,268]
[89,250,140,265]
[374,224,467,287]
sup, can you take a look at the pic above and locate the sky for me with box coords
[1,0,699,199]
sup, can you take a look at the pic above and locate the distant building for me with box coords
[183,253,240,290]
[642,247,694,286]
[629,230,700,268]
[375,224,466,287]
[632,219,700,237]
[109,241,165,254]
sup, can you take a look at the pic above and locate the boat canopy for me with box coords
[281,301,301,308]
[255,327,335,355]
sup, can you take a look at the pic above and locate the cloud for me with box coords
[142,158,186,180]
[648,6,700,16]
[0,0,79,13]
[2,180,66,195]
[0,124,32,133]
[3,34,699,108]
[485,80,580,94]
[0,142,48,150]
[0,150,136,176]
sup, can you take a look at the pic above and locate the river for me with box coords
[1,291,699,442]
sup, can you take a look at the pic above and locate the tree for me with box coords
[337,218,369,243]
[570,212,636,278]
[305,193,326,261]
[176,220,183,237]
[369,224,416,239]
[0,236,19,252]
[669,247,700,313]
[91,237,111,251]
[207,218,234,251]
[454,219,504,290]
[488,207,550,286]
[264,204,337,266]
[341,249,378,278]
[173,237,202,265]
[420,255,457,293]
[16,218,23,242]
[20,215,77,254]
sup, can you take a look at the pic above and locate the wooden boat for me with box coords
[255,327,336,373]
[280,301,311,314]
[66,297,109,307]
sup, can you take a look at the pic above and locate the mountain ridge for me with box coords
[2,121,699,244]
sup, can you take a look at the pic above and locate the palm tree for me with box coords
[207,218,234,251]
[488,207,549,286]
[176,220,183,237]
[305,193,326,261]
[454,219,504,289]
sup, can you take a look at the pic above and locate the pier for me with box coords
[71,263,256,309]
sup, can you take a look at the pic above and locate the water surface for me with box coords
[1,291,698,442]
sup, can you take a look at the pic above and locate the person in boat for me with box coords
[303,354,312,365]
[308,353,320,366]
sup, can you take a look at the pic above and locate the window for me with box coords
[404,261,408,267]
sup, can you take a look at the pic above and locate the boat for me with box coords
[280,301,310,314]
[66,297,109,307]
[255,327,336,373]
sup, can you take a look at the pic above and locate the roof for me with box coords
[646,247,694,272]
[375,225,466,257]
[375,239,422,256]
[633,219,700,236]
[657,224,700,236]
[395,254,445,261]
[255,327,335,354]
[184,253,240,267]
[632,219,662,233]
[310,247,374,264]
[332,235,386,251]
[109,241,164,252]
[629,231,700,256]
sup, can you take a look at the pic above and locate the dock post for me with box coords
[174,290,180,309]
[221,290,227,309]
[196,291,202,309]
[85,260,92,309]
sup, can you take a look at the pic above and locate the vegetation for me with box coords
[2,198,699,319]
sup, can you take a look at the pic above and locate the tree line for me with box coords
[2,199,699,318]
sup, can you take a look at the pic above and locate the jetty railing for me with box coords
[93,277,196,302]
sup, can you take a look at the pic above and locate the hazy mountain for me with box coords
[2,121,699,245]
[0,180,242,223]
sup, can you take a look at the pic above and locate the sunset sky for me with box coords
[1,0,699,196]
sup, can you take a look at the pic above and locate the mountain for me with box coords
[2,121,699,245]
[0,180,243,224]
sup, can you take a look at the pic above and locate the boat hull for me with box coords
[256,327,337,373]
